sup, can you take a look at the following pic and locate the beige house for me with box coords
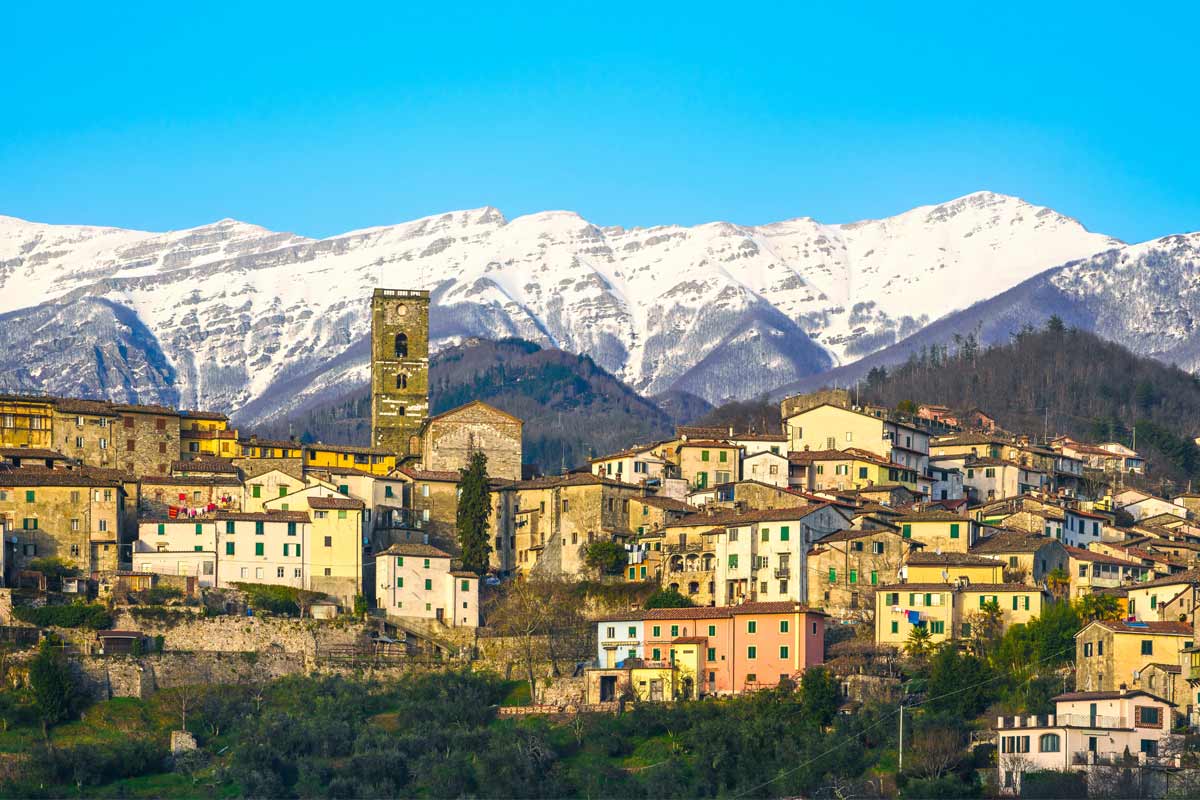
[0,468,125,573]
[875,582,1050,648]
[242,468,307,512]
[1075,620,1193,693]
[808,527,919,619]
[783,403,930,488]
[1066,545,1151,598]
[896,510,981,553]
[1125,570,1199,623]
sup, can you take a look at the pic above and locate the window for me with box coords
[707,625,716,636]
[671,625,679,637]
[873,541,884,554]
[157,523,166,535]
[255,521,264,535]
[25,490,35,503]
[226,542,235,555]
[728,555,738,569]
[719,451,727,463]
[1083,642,1093,657]
[761,527,769,542]
[423,558,430,568]
[1039,733,1060,753]
[22,518,38,530]
[397,577,404,588]
[1136,706,1160,726]
[1141,640,1153,656]
[890,621,898,634]
[930,621,944,634]
[394,332,408,357]
[962,622,972,637]
[747,621,757,633]
[780,645,789,658]
[706,647,715,660]
[870,571,878,585]
[424,579,432,590]
[747,646,757,659]
[277,567,285,578]
[886,592,900,605]
[949,523,959,539]
[628,626,637,638]
[652,648,662,660]
[287,522,297,536]
[902,524,911,538]
[396,374,407,389]
[780,526,789,541]
[701,450,710,462]
[849,569,858,584]
[225,520,235,534]
[1140,739,1158,757]
[829,568,837,583]
[255,542,264,556]
[195,523,203,535]
[652,625,661,637]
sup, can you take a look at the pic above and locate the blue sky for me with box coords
[2,2,1196,243]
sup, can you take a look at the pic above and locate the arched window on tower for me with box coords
[394,333,408,358]
[396,374,408,390]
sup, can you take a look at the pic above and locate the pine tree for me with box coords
[456,451,492,574]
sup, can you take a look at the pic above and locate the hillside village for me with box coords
[4,290,1200,796]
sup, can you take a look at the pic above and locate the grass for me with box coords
[500,680,532,706]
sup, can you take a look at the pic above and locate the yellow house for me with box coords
[960,584,1048,629]
[675,441,741,490]
[629,638,702,701]
[1075,619,1193,692]
[303,442,398,476]
[179,411,238,459]
[905,552,1005,584]
[804,447,920,492]
[876,584,958,647]
[238,436,304,460]
[0,395,54,449]
[897,510,980,553]
[875,582,1050,648]
[304,495,366,604]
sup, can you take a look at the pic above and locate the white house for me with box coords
[994,689,1179,795]
[374,542,479,627]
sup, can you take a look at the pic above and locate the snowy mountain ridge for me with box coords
[0,192,1120,424]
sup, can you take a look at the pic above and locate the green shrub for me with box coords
[137,586,183,605]
[643,588,695,609]
[232,582,324,616]
[12,603,112,629]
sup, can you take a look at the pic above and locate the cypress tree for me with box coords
[456,451,492,574]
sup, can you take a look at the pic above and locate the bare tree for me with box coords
[909,725,964,779]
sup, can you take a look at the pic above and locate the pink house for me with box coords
[598,601,826,697]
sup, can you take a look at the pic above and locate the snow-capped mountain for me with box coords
[0,192,1118,424]
[774,232,1200,397]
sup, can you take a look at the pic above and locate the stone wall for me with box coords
[234,457,304,481]
[780,388,852,420]
[422,402,523,481]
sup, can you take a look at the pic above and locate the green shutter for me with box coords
[902,524,911,538]
[829,568,837,582]
[255,542,263,556]
[950,523,959,539]
[780,526,790,541]
[195,523,202,535]
[226,542,234,555]
[157,523,165,535]
[849,569,857,584]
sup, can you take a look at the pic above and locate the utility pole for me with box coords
[897,702,904,774]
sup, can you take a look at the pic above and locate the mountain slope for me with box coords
[857,326,1200,483]
[256,338,677,473]
[773,232,1200,396]
[0,192,1115,420]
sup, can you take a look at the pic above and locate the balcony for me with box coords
[1071,750,1178,768]
[774,567,791,578]
[1057,713,1126,729]
[664,542,704,554]
[996,713,1126,729]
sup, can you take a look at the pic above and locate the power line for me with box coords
[730,640,1078,798]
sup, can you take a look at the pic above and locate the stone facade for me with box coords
[140,475,241,516]
[404,471,461,553]
[807,529,916,620]
[421,401,523,481]
[113,405,181,478]
[370,288,430,457]
[0,473,124,573]
[50,400,121,469]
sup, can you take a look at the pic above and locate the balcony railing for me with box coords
[1071,750,1177,767]
[664,543,705,554]
[774,567,791,578]
[1057,713,1125,729]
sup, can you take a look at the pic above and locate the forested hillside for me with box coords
[255,339,678,473]
[860,321,1200,484]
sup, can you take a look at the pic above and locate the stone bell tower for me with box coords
[370,288,430,457]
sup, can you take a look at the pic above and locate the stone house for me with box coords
[420,400,523,481]
[807,528,920,620]
[50,398,120,468]
[112,403,181,478]
[374,542,479,627]
[140,474,241,517]
[233,436,304,479]
[399,468,462,554]
[0,468,125,573]
[970,531,1069,585]
[1125,570,1199,624]
[1075,620,1193,693]
[502,473,643,579]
